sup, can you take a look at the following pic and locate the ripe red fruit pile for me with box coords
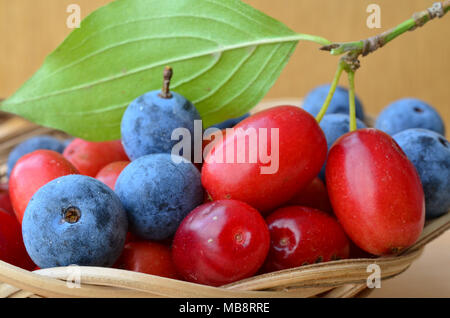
[0,104,427,287]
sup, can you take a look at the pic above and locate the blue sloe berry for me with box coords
[393,129,450,219]
[22,175,128,268]
[115,153,203,240]
[375,98,445,136]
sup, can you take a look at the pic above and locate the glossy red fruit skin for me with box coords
[9,150,79,223]
[348,240,375,259]
[202,129,226,157]
[0,209,35,270]
[0,183,14,217]
[194,129,227,172]
[172,200,270,286]
[95,161,130,190]
[326,128,425,256]
[287,177,333,214]
[263,206,349,272]
[114,241,179,279]
[202,106,327,214]
[63,139,129,177]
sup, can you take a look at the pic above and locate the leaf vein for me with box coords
[5,37,300,106]
[192,46,256,104]
[201,44,282,116]
[40,14,259,82]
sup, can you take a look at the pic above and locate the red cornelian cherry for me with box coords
[202,106,327,214]
[9,150,79,223]
[202,129,226,158]
[172,200,270,286]
[0,183,14,217]
[326,128,425,256]
[263,206,349,272]
[193,129,226,172]
[114,241,179,279]
[348,240,375,259]
[63,139,129,177]
[95,161,130,190]
[287,177,333,214]
[0,208,35,270]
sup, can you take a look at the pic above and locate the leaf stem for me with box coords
[295,33,331,46]
[315,61,345,123]
[347,71,357,132]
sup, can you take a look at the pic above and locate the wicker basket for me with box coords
[0,104,448,298]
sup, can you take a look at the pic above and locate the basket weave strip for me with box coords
[0,261,334,298]
[0,205,444,298]
[224,248,423,291]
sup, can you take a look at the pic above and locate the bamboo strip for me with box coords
[323,284,369,298]
[223,249,423,291]
[0,283,22,298]
[8,290,36,298]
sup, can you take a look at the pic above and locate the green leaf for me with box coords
[0,0,328,141]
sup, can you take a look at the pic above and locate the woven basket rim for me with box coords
[0,212,447,298]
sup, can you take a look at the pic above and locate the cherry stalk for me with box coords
[316,1,449,129]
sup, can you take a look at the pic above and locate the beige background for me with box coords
[1,0,449,132]
[0,0,448,297]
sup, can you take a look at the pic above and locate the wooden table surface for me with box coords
[369,230,450,298]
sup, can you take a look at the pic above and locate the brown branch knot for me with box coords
[428,2,446,18]
[341,53,361,72]
[362,34,386,57]
[412,1,446,30]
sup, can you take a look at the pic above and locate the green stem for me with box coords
[382,2,450,45]
[347,71,357,132]
[383,19,417,44]
[315,61,345,123]
[324,0,450,56]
